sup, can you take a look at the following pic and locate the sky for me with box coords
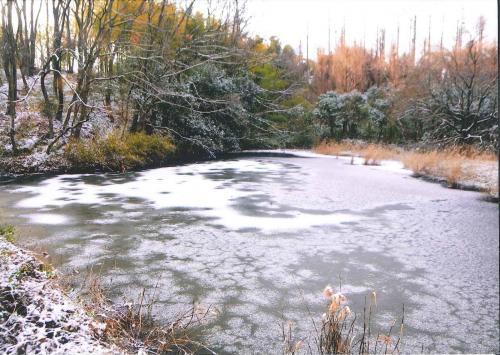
[193,0,498,59]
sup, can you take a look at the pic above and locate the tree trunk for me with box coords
[130,111,140,133]
[65,9,74,73]
[40,62,54,138]
[105,53,113,108]
[28,0,42,75]
[2,0,18,153]
[51,0,67,122]
[15,1,29,92]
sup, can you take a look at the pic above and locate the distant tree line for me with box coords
[0,1,497,160]
[311,18,498,149]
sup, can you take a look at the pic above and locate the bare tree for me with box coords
[51,0,70,123]
[64,4,74,73]
[43,0,122,154]
[14,0,41,90]
[1,0,18,152]
[66,0,117,138]
[38,0,69,138]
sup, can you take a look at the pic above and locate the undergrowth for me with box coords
[64,132,176,172]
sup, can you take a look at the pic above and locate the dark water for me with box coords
[0,153,498,353]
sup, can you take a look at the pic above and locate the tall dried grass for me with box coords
[313,141,357,156]
[313,142,396,165]
[362,145,397,165]
[400,149,495,188]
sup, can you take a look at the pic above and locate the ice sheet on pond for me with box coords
[14,159,360,231]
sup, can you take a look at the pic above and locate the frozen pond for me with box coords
[0,152,498,353]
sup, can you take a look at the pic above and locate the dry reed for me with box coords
[320,286,404,354]
[400,149,496,188]
[313,142,396,165]
[80,271,216,354]
[283,286,405,355]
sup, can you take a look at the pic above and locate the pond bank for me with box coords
[1,230,216,354]
[2,146,497,202]
[0,233,117,354]
[0,149,193,180]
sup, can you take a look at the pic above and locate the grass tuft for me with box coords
[0,224,15,243]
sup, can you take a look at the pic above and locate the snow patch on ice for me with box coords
[21,213,70,225]
[14,159,362,231]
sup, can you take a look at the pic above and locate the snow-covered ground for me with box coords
[0,236,118,354]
